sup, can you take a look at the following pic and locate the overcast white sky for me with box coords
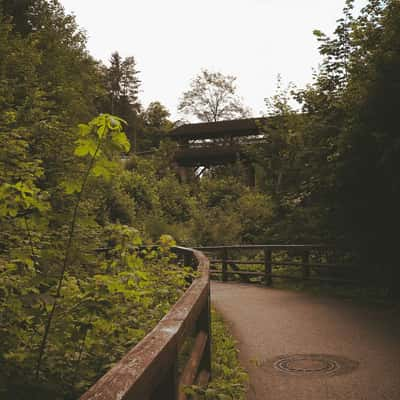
[62,0,366,120]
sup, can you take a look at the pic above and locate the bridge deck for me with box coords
[211,282,400,400]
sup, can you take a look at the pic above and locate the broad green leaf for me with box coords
[97,124,107,138]
[92,163,111,180]
[112,132,130,152]
[74,143,90,157]
[74,138,99,157]
[78,123,91,136]
[60,179,81,195]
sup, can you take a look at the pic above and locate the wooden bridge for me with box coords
[168,118,270,168]
[78,244,400,399]
[166,118,275,183]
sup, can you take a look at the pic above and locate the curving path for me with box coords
[211,282,400,400]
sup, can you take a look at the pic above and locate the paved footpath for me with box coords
[211,282,400,400]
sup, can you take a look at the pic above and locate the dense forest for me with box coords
[0,0,399,398]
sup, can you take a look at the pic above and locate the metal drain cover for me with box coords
[271,354,358,376]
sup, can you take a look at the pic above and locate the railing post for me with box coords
[150,357,178,400]
[184,252,193,268]
[182,251,194,285]
[197,285,212,377]
[264,248,272,286]
[302,250,310,281]
[222,248,228,282]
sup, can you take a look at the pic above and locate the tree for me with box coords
[103,52,141,149]
[333,0,400,287]
[178,69,250,122]
[288,0,400,288]
[1,0,34,35]
[143,101,171,129]
[137,101,174,151]
[107,52,141,114]
[0,1,239,397]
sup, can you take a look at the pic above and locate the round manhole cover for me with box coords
[271,354,358,376]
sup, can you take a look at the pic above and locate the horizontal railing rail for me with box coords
[196,245,361,286]
[80,246,211,400]
[198,244,335,250]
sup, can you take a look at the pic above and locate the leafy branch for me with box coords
[35,114,130,379]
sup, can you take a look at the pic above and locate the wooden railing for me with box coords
[197,245,361,286]
[80,246,211,400]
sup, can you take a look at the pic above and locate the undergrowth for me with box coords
[184,308,248,400]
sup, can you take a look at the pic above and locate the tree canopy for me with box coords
[178,69,251,122]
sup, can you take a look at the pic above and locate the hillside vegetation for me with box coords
[0,0,399,397]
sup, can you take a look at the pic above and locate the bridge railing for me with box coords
[197,245,362,286]
[180,136,268,148]
[80,246,211,400]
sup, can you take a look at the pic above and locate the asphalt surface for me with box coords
[211,282,400,400]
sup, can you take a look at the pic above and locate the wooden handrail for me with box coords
[200,244,360,286]
[210,259,357,269]
[80,246,211,400]
[197,244,335,251]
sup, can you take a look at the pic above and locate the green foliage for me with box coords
[241,0,400,260]
[0,9,191,388]
[137,101,175,152]
[0,111,193,398]
[187,175,274,245]
[0,2,223,398]
[294,0,400,283]
[120,154,276,246]
[207,309,248,399]
[31,114,131,380]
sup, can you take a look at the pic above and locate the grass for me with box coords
[184,308,248,400]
